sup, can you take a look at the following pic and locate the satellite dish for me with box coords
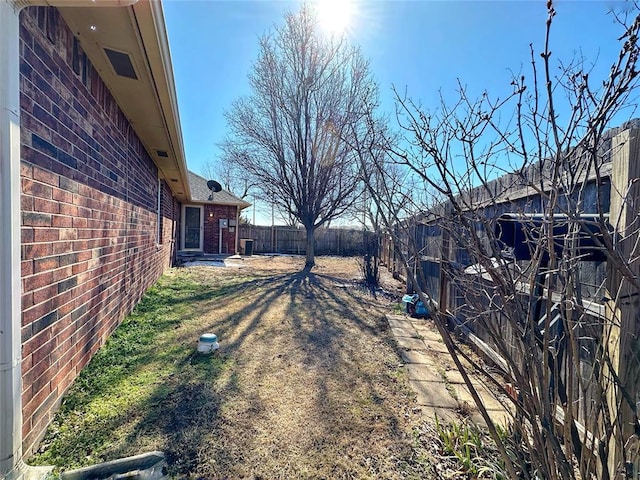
[207,180,222,193]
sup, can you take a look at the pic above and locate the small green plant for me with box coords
[434,414,508,479]
[438,368,458,401]
[391,302,405,314]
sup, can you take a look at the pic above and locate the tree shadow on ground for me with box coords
[154,269,411,477]
[36,264,422,478]
[103,272,297,474]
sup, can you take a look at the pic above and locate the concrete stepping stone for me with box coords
[447,384,513,427]
[450,384,509,414]
[387,314,512,428]
[443,369,466,384]
[390,326,419,338]
[439,354,474,372]
[477,392,509,413]
[387,315,415,329]
[394,337,427,350]
[399,349,437,366]
[410,379,459,409]
[423,341,449,355]
[470,407,513,428]
[406,364,444,382]
[413,323,442,343]
[428,406,459,424]
[450,383,486,405]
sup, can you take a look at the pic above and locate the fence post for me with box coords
[438,210,452,319]
[274,227,278,253]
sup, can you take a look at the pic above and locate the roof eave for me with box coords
[52,0,191,202]
[133,0,191,200]
[198,200,252,209]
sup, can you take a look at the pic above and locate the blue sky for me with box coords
[163,0,631,223]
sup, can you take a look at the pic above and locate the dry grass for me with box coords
[31,256,445,478]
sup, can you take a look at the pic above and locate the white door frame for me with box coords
[181,204,204,251]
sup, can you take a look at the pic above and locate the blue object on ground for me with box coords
[402,293,430,317]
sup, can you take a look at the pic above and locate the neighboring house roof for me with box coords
[188,171,251,209]
[56,0,191,202]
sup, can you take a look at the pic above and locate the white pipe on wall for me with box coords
[0,2,23,476]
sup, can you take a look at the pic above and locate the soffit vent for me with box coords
[156,150,169,158]
[103,47,138,80]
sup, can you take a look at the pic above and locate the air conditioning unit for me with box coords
[239,239,254,256]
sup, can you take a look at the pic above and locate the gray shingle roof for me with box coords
[188,171,251,208]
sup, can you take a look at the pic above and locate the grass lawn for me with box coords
[29,256,445,479]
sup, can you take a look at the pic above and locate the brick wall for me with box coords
[19,7,179,454]
[203,204,238,254]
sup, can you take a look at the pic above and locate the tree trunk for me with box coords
[305,226,315,269]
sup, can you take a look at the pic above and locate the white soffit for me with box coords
[56,1,190,201]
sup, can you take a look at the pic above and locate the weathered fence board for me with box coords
[237,225,367,256]
[380,125,640,470]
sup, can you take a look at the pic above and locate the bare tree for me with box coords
[367,3,640,479]
[350,117,408,287]
[222,4,379,268]
[200,159,252,199]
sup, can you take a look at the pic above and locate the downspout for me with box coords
[0,2,23,477]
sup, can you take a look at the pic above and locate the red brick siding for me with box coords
[19,7,179,454]
[202,204,238,254]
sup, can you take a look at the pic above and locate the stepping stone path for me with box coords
[387,314,512,427]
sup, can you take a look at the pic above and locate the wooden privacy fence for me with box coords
[237,225,367,256]
[380,122,640,471]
